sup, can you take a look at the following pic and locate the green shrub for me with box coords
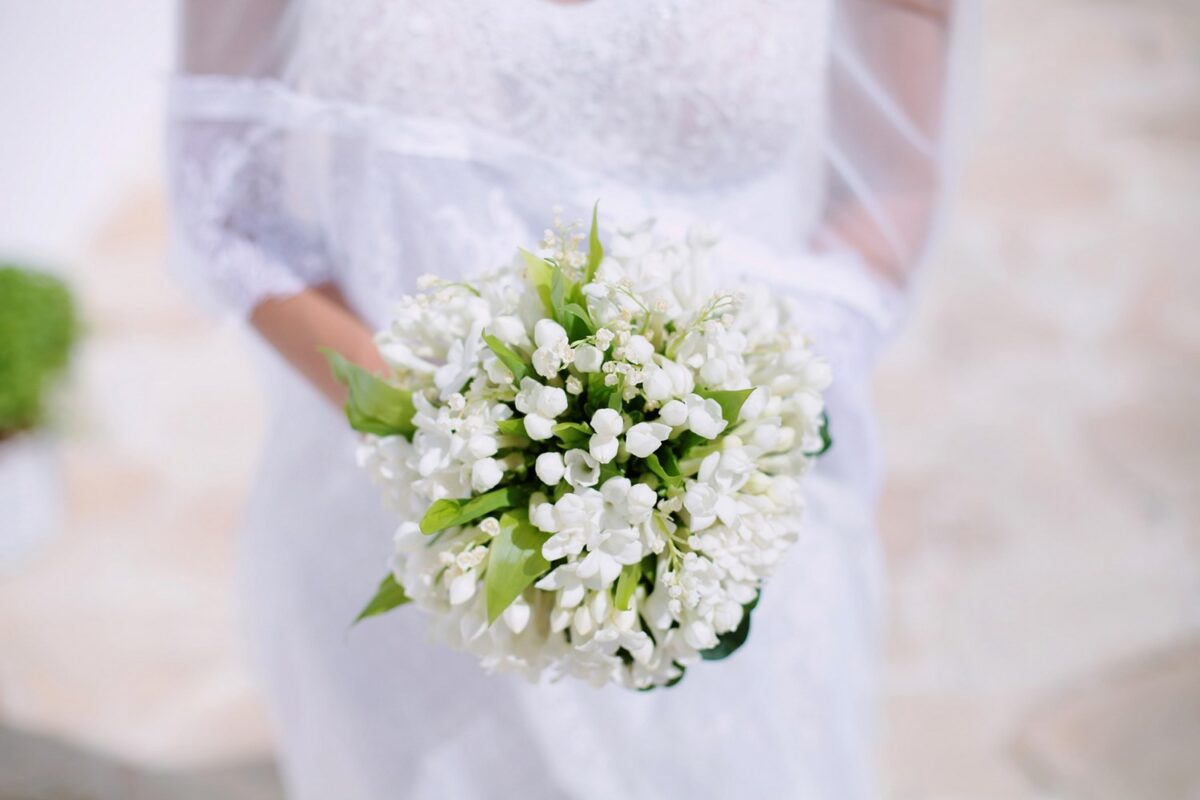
[0,265,77,436]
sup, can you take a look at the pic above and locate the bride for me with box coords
[167,1,970,797]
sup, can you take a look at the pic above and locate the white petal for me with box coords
[659,399,688,427]
[524,414,554,441]
[535,452,565,485]
[589,434,619,464]
[534,318,568,348]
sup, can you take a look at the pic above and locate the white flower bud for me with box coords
[532,346,562,379]
[531,502,558,533]
[534,318,568,349]
[659,399,688,427]
[642,366,673,402]
[574,344,604,372]
[503,596,531,634]
[524,414,554,441]
[489,315,528,347]
[535,452,566,485]
[479,517,501,537]
[594,328,615,350]
[471,458,504,492]
[468,434,499,459]
[590,408,624,438]
[449,571,477,606]
[625,421,671,458]
[700,358,727,386]
[624,334,655,365]
[566,375,583,395]
[589,434,619,464]
[537,386,569,418]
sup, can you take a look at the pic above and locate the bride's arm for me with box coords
[813,0,967,290]
[250,287,385,406]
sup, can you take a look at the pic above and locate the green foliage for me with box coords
[585,203,604,283]
[354,573,411,624]
[485,510,551,624]
[419,485,526,535]
[323,349,417,438]
[0,266,77,435]
[483,333,529,382]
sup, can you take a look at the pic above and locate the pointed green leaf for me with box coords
[563,302,594,341]
[419,485,526,535]
[323,349,416,438]
[520,248,556,316]
[550,265,567,326]
[485,510,552,624]
[644,453,682,489]
[483,333,529,382]
[614,562,640,610]
[696,387,756,426]
[552,421,592,449]
[354,573,411,624]
[497,418,528,437]
[585,203,604,282]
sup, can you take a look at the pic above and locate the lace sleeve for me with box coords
[166,0,331,316]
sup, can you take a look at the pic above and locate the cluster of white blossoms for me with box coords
[341,210,832,690]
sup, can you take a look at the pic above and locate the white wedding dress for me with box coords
[167,1,971,797]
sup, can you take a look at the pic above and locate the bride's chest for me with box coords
[292,0,832,188]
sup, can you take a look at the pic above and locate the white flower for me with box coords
[471,458,504,492]
[588,408,624,464]
[659,399,688,427]
[533,347,563,379]
[515,378,568,441]
[535,452,565,485]
[489,315,529,347]
[535,562,587,608]
[574,344,604,372]
[594,328,615,350]
[534,318,568,349]
[564,449,600,487]
[684,393,727,439]
[624,421,672,458]
[624,334,654,365]
[577,526,643,589]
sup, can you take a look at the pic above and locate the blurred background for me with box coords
[0,1,1196,798]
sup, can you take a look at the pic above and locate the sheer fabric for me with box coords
[166,2,974,797]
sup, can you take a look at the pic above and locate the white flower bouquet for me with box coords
[328,208,832,690]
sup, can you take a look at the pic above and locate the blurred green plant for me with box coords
[0,265,78,437]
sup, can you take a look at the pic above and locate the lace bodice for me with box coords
[293,0,830,191]
[168,0,962,336]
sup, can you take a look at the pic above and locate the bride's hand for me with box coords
[250,284,386,408]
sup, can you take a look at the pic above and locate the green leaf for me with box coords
[586,371,612,412]
[354,573,411,624]
[585,202,604,283]
[614,562,640,610]
[520,248,556,317]
[485,510,552,624]
[483,334,529,382]
[419,486,526,535]
[699,592,760,661]
[323,349,416,438]
[644,453,682,489]
[553,421,592,449]
[808,413,833,456]
[497,418,528,437]
[607,375,624,411]
[550,267,567,326]
[563,302,594,341]
[696,387,756,426]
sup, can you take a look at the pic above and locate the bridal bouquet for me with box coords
[329,208,831,690]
